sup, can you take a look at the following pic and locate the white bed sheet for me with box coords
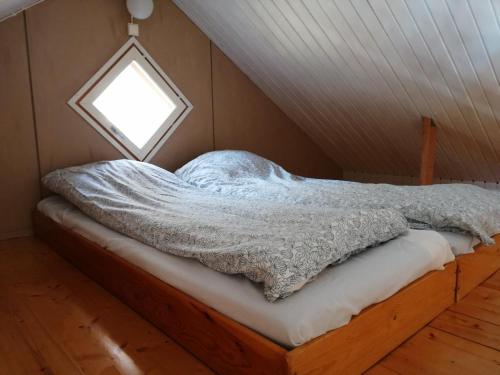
[438,231,480,256]
[38,196,455,347]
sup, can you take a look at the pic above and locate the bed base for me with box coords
[34,211,456,375]
[456,236,500,301]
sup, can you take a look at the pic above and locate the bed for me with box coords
[175,150,500,304]
[34,197,456,375]
[455,238,500,300]
[33,152,499,374]
[437,231,500,301]
[37,196,454,348]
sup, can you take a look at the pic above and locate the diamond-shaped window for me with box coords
[69,38,192,161]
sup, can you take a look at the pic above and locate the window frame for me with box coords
[68,38,193,161]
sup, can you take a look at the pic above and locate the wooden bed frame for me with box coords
[34,211,457,375]
[456,236,500,301]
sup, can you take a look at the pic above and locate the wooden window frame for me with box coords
[68,38,192,161]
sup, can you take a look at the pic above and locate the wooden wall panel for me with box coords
[140,0,213,171]
[212,45,341,179]
[25,0,213,176]
[344,171,500,192]
[0,0,341,239]
[25,0,124,176]
[0,13,40,239]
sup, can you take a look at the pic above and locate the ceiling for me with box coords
[174,0,500,181]
[0,0,43,21]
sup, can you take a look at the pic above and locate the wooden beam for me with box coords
[419,117,437,185]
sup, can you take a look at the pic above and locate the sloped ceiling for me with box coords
[0,0,43,21]
[174,0,500,181]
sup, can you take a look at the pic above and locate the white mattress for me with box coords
[438,231,480,256]
[38,196,455,347]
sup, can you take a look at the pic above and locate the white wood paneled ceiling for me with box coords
[174,0,500,181]
[0,0,44,21]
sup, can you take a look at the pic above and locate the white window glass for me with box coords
[68,38,192,161]
[93,61,177,149]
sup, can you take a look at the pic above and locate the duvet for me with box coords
[42,160,407,301]
[176,150,500,244]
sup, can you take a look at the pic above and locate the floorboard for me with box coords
[483,270,500,292]
[0,237,214,375]
[430,310,500,351]
[378,327,500,375]
[368,262,500,374]
[364,364,401,375]
[1,237,499,375]
[449,286,500,325]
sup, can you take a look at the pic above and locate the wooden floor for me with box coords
[1,237,499,374]
[367,273,500,374]
[0,237,214,375]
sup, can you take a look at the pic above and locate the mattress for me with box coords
[38,196,455,347]
[438,231,480,256]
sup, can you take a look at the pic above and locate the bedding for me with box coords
[37,196,455,347]
[176,150,500,244]
[42,160,407,301]
[438,231,479,256]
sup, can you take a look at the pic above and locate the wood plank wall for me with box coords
[211,45,339,179]
[0,0,341,239]
[344,171,500,192]
[0,14,40,240]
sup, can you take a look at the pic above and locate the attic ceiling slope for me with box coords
[174,0,500,182]
[0,0,44,21]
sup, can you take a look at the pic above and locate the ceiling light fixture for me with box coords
[126,0,154,37]
[126,0,154,20]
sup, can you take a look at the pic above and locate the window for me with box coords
[69,38,192,161]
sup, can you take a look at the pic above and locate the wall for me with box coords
[0,0,340,239]
[343,171,500,192]
[212,45,341,178]
[0,14,40,239]
[26,0,214,175]
[175,0,500,182]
